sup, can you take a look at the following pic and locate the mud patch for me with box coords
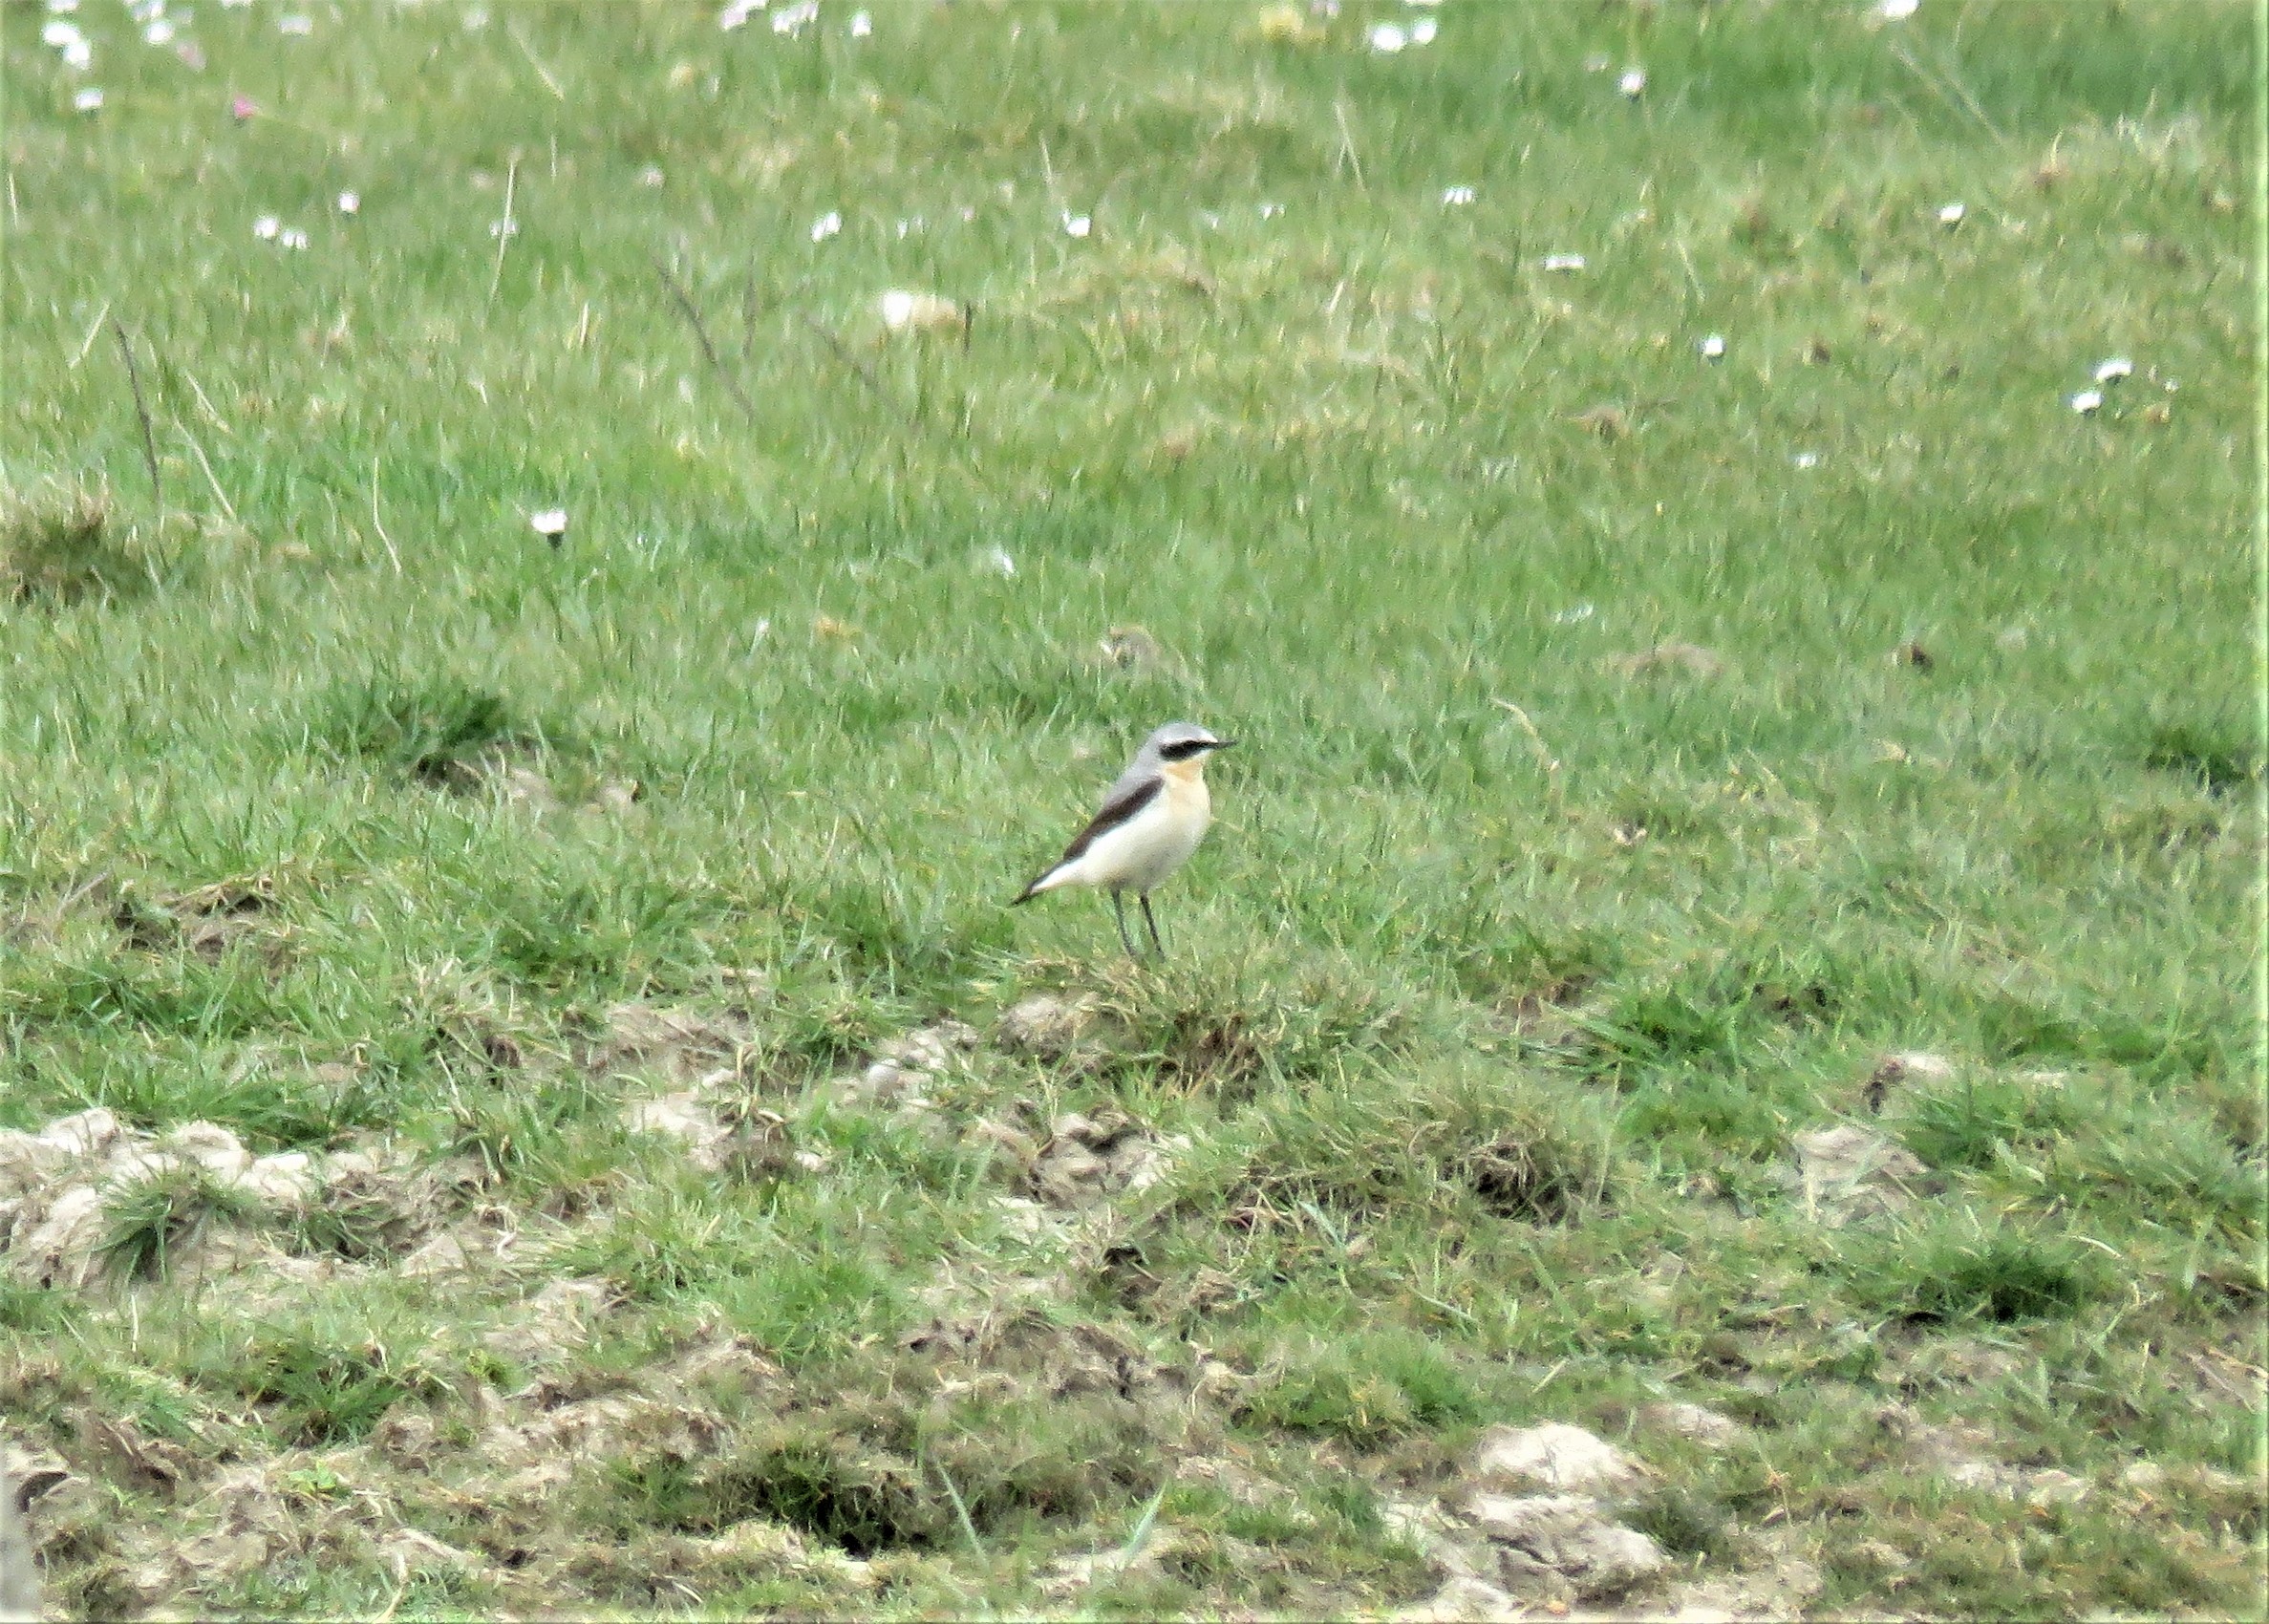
[1875,1403,2090,1505]
[1020,1110,1186,1211]
[621,1090,813,1182]
[112,877,281,962]
[1,1111,445,1292]
[1638,1401,1747,1451]
[588,1001,760,1087]
[1391,1424,1676,1614]
[1783,1124,1937,1227]
[1457,1133,1589,1223]
[848,1020,978,1105]
[995,994,1107,1064]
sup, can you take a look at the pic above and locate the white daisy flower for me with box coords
[989,547,1016,577]
[2069,389,2103,415]
[1937,201,1965,225]
[253,213,281,240]
[718,0,759,29]
[74,86,104,112]
[279,226,309,249]
[47,0,82,14]
[279,12,313,34]
[1541,252,1586,272]
[810,210,842,242]
[1442,185,1476,206]
[530,508,568,539]
[1700,333,1726,360]
[1410,16,1437,44]
[143,17,176,44]
[62,37,92,67]
[1879,0,1918,18]
[1792,451,1820,469]
[771,0,816,35]
[42,18,84,47]
[850,10,872,36]
[336,190,360,214]
[1619,67,1647,96]
[1061,211,1091,237]
[1368,21,1407,52]
[2093,356,2133,384]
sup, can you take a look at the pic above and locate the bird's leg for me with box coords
[1140,893,1165,958]
[1111,891,1139,959]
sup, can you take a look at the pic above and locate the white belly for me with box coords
[1057,778,1209,894]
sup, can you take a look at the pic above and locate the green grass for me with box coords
[2,0,2262,1616]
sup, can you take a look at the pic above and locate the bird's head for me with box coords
[1145,721,1235,775]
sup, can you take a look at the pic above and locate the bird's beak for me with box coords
[1209,739,1237,750]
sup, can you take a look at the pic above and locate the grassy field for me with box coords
[2,0,2263,1615]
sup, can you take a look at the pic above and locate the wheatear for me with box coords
[1012,722,1234,957]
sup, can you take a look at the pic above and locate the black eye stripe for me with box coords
[1159,739,1213,761]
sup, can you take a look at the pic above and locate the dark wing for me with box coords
[1011,777,1164,903]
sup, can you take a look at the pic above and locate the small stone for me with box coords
[854,1060,922,1105]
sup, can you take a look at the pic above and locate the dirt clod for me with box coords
[1025,1111,1182,1209]
[625,1094,731,1171]
[589,1002,758,1086]
[1097,626,1167,673]
[1638,1401,1746,1450]
[995,994,1102,1061]
[1471,1423,1644,1494]
[1611,642,1725,680]
[1789,1124,1934,1226]
[1463,1491,1667,1600]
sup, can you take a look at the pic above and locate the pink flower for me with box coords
[230,94,258,120]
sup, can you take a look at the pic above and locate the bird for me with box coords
[1012,722,1234,957]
